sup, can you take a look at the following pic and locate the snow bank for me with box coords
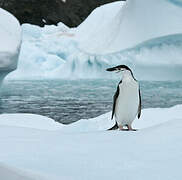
[0,113,63,131]
[0,8,22,84]
[59,104,182,132]
[2,104,182,133]
[0,105,182,179]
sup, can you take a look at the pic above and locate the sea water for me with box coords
[0,80,182,124]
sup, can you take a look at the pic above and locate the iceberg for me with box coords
[0,8,22,84]
[6,0,182,80]
[0,105,182,179]
[76,0,182,54]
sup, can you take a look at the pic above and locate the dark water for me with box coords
[0,80,182,124]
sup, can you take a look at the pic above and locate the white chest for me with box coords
[115,79,139,125]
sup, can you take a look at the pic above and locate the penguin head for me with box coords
[106,65,132,73]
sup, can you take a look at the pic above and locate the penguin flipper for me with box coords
[138,88,142,119]
[111,83,120,120]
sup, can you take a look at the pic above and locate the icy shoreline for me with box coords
[0,105,182,180]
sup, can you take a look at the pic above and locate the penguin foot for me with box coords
[118,125,137,131]
[118,125,127,131]
[127,125,137,131]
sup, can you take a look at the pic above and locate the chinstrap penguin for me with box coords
[106,65,141,131]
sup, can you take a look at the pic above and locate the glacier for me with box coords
[6,0,182,80]
[0,8,22,84]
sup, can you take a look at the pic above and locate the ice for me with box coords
[0,105,182,179]
[103,34,182,80]
[0,8,22,84]
[77,0,182,54]
[6,1,182,80]
[7,25,182,80]
[0,8,21,53]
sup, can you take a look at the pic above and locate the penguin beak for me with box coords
[106,67,117,72]
[106,67,123,73]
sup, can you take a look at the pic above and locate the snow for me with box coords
[0,8,22,84]
[0,114,64,131]
[1,1,182,179]
[77,0,182,54]
[0,163,49,180]
[0,8,21,53]
[0,105,182,179]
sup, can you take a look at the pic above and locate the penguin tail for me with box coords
[107,122,118,130]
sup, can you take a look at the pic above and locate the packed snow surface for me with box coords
[0,163,49,180]
[6,0,182,80]
[0,8,21,83]
[0,114,63,130]
[0,105,182,179]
